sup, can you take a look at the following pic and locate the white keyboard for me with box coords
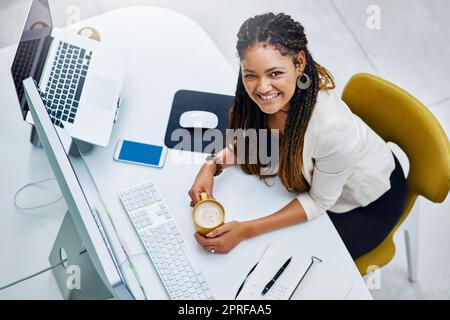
[118,180,214,300]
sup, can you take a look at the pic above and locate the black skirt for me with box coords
[327,153,407,260]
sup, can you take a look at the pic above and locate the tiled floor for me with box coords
[1,0,449,299]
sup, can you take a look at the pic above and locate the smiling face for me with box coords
[241,43,305,114]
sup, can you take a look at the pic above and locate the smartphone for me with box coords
[114,139,167,168]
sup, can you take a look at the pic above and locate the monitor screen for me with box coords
[23,78,135,299]
[11,0,52,119]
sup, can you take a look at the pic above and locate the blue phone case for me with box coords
[117,140,165,167]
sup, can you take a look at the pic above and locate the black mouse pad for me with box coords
[164,90,234,153]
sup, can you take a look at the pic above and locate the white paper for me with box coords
[236,243,353,300]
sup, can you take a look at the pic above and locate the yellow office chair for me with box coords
[341,73,450,281]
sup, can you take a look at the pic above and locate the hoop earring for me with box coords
[297,73,311,90]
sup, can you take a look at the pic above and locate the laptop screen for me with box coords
[10,0,52,119]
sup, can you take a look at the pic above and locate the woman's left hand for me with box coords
[194,221,247,254]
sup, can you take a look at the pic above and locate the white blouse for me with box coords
[296,90,395,221]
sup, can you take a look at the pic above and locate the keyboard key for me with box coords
[75,76,85,102]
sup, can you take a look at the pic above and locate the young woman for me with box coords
[188,13,407,260]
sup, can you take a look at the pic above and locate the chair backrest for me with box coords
[342,73,450,204]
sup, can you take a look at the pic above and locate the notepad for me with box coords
[235,244,353,300]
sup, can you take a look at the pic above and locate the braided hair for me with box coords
[229,12,335,193]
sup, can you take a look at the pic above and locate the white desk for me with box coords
[0,7,372,300]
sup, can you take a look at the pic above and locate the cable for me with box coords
[116,236,149,300]
[14,178,64,210]
[0,249,87,292]
[118,251,147,267]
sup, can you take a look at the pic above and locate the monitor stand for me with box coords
[30,124,94,156]
[49,211,113,300]
[30,123,43,148]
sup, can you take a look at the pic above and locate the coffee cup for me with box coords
[193,192,225,235]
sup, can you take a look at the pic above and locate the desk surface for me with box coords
[0,7,372,300]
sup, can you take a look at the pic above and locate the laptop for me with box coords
[10,0,126,147]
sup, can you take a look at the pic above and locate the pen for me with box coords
[261,256,292,296]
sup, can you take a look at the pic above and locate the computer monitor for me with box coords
[22,77,135,299]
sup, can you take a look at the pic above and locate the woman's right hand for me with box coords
[188,162,216,207]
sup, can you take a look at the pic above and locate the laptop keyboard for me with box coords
[11,38,41,110]
[43,41,92,127]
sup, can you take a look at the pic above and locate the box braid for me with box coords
[229,12,335,193]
